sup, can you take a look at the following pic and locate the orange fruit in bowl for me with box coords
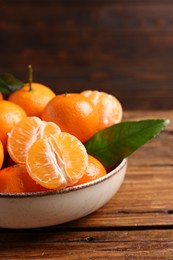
[26,132,88,190]
[0,140,4,169]
[8,82,55,117]
[8,65,56,117]
[7,116,61,164]
[0,164,48,194]
[73,154,107,186]
[0,100,26,152]
[41,93,99,143]
[81,90,123,131]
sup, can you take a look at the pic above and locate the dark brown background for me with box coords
[1,0,173,110]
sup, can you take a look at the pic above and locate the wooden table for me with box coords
[0,110,172,259]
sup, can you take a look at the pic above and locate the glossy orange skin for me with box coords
[0,164,48,194]
[41,93,99,143]
[74,155,106,185]
[8,83,56,117]
[0,141,4,169]
[0,100,26,152]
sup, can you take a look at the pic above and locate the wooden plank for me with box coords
[1,3,173,110]
[3,0,173,3]
[123,110,173,128]
[122,111,172,163]
[2,4,173,65]
[0,230,173,259]
[2,0,173,3]
[1,2,173,35]
[2,35,173,66]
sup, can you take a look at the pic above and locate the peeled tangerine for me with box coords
[7,116,61,164]
[81,90,123,131]
[26,132,88,190]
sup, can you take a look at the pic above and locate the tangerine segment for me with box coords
[81,90,123,131]
[0,164,48,194]
[41,93,99,143]
[26,132,88,190]
[0,141,4,169]
[74,155,106,186]
[7,116,61,164]
[41,121,61,137]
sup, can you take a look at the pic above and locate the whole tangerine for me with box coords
[41,93,99,143]
[8,65,55,117]
[8,82,55,117]
[0,164,48,194]
[74,154,107,185]
[0,100,26,152]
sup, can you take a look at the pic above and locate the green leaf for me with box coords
[84,119,170,169]
[0,73,24,98]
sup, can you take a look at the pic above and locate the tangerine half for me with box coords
[7,116,61,164]
[26,132,88,190]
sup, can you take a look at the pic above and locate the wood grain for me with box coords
[0,230,173,259]
[1,2,173,109]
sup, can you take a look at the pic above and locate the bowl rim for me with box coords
[0,158,127,199]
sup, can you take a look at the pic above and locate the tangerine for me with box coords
[7,116,61,164]
[74,155,106,185]
[8,65,55,117]
[8,82,55,117]
[0,100,26,152]
[41,93,99,143]
[26,132,88,190]
[81,90,123,131]
[0,164,48,194]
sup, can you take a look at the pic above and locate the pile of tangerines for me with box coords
[0,77,122,193]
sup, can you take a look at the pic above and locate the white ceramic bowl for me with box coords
[0,158,127,229]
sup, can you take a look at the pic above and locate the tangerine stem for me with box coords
[28,65,33,92]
